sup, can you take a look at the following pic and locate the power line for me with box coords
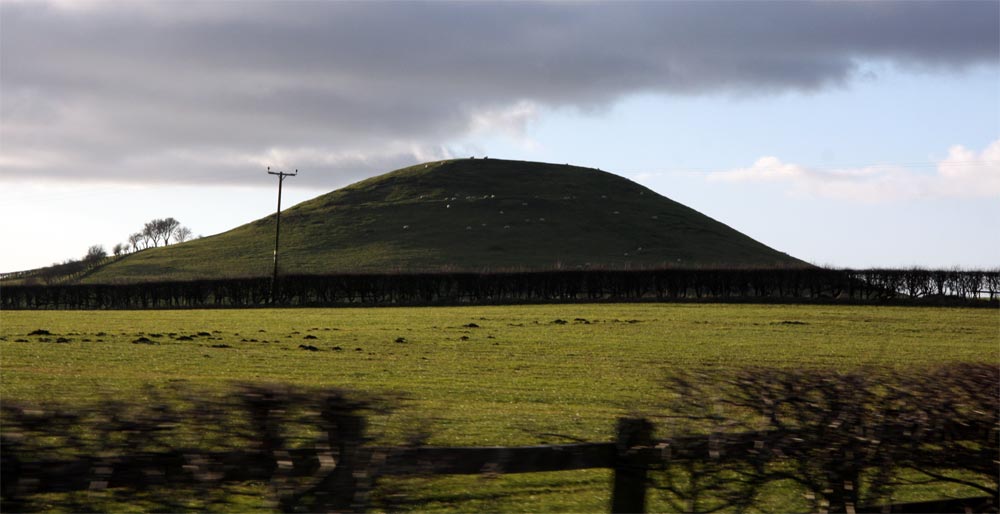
[617,159,1000,176]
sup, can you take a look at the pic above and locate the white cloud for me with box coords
[467,100,541,150]
[708,139,1000,202]
[711,156,806,182]
[936,139,1000,196]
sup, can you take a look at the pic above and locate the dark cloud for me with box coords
[1,1,996,187]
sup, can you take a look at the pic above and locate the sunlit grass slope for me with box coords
[85,159,806,282]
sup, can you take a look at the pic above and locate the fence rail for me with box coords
[378,442,615,476]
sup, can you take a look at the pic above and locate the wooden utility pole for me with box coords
[267,167,297,303]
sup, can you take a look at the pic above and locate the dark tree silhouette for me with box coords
[174,226,192,243]
[159,217,181,245]
[128,232,144,252]
[83,245,106,262]
[142,222,159,247]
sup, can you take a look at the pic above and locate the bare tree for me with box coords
[112,243,126,257]
[143,222,159,247]
[159,217,181,245]
[174,226,193,243]
[128,232,144,252]
[84,245,107,262]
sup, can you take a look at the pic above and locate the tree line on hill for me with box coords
[109,217,193,258]
[86,217,194,263]
[2,268,997,309]
[3,218,195,284]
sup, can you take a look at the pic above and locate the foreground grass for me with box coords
[2,303,996,511]
[2,303,996,445]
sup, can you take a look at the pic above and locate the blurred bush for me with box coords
[1,383,389,512]
[655,363,999,512]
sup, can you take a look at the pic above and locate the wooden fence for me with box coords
[5,368,997,512]
[4,415,994,513]
[0,255,125,284]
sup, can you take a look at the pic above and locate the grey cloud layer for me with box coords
[2,1,997,187]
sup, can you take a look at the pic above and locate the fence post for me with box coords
[828,448,862,514]
[330,409,366,512]
[611,417,654,514]
[1,436,24,512]
[308,398,368,513]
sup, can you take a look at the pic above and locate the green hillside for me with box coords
[84,159,807,282]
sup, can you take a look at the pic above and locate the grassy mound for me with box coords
[84,158,806,282]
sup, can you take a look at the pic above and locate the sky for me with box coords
[1,0,998,272]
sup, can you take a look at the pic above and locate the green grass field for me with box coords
[2,303,996,511]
